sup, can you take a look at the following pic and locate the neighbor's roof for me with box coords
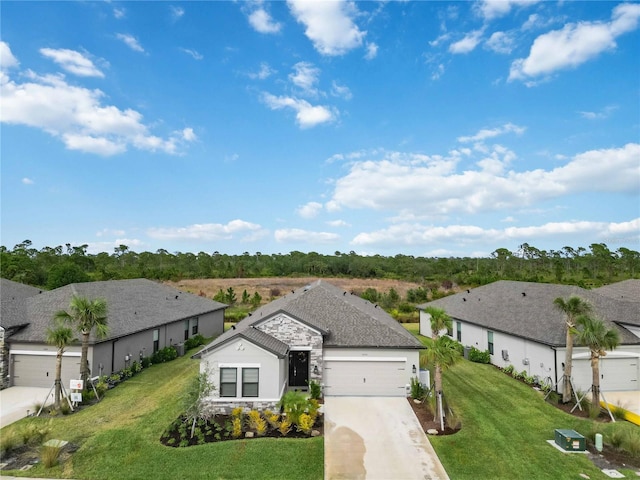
[195,279,423,358]
[0,279,44,334]
[594,279,640,303]
[4,278,226,344]
[418,280,640,347]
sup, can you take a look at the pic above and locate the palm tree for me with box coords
[424,306,452,340]
[574,314,620,405]
[55,295,108,385]
[553,296,593,403]
[45,321,75,410]
[420,336,461,430]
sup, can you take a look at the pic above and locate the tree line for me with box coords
[1,240,638,290]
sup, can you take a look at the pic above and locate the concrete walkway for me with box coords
[324,397,449,480]
[0,387,53,428]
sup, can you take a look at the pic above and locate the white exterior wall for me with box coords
[323,347,420,391]
[200,339,284,402]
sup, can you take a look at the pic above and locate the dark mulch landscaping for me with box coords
[160,414,324,447]
[408,398,460,436]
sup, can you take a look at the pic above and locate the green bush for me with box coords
[185,334,206,350]
[307,379,322,400]
[150,346,178,364]
[19,420,52,446]
[141,356,151,368]
[277,391,307,426]
[410,377,426,400]
[468,347,490,364]
[503,365,515,375]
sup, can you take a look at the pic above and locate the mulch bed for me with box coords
[160,414,323,447]
[408,398,460,436]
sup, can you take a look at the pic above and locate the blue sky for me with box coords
[1,1,639,258]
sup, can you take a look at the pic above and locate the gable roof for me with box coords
[3,278,227,344]
[418,280,639,347]
[594,279,640,303]
[195,279,423,357]
[1,279,44,334]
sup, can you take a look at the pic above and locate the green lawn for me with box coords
[1,352,323,480]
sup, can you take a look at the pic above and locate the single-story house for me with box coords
[418,280,640,393]
[193,280,423,414]
[0,278,226,389]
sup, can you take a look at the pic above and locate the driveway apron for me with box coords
[324,397,450,480]
[0,387,53,428]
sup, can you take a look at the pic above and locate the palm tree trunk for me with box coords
[563,324,573,403]
[591,355,600,407]
[54,351,62,410]
[81,331,90,385]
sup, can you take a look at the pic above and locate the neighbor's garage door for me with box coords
[573,357,639,392]
[12,354,81,388]
[324,359,407,396]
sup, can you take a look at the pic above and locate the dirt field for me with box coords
[165,277,424,301]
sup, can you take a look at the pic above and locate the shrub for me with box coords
[296,413,314,434]
[410,377,426,400]
[231,418,243,439]
[609,403,628,421]
[1,432,21,456]
[246,410,263,430]
[108,373,121,384]
[608,429,626,449]
[150,346,178,364]
[278,391,307,426]
[523,375,535,385]
[308,379,322,400]
[468,347,490,364]
[141,356,151,368]
[278,419,292,436]
[264,410,280,429]
[503,365,515,375]
[41,441,64,468]
[20,420,52,446]
[307,398,320,420]
[231,407,245,420]
[95,378,108,397]
[184,334,206,350]
[622,429,640,457]
[131,360,142,374]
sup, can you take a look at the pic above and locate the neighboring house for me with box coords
[193,280,423,414]
[418,280,640,393]
[0,278,226,389]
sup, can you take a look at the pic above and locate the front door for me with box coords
[289,350,309,387]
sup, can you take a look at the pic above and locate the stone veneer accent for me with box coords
[256,313,323,384]
[201,400,279,416]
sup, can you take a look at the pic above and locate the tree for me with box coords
[420,336,461,430]
[553,296,592,403]
[574,314,620,405]
[183,371,215,438]
[45,321,75,410]
[424,306,452,340]
[55,296,108,384]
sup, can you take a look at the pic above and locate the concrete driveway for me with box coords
[324,397,450,480]
[0,387,53,428]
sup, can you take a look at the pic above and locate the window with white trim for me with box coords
[488,331,494,355]
[153,329,159,353]
[220,368,237,397]
[242,368,259,397]
[192,317,199,335]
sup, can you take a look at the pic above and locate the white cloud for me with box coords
[116,33,145,53]
[431,63,445,80]
[261,93,335,128]
[22,177,34,185]
[351,219,640,250]
[578,105,617,120]
[485,31,514,54]
[248,62,276,80]
[248,7,282,34]
[113,7,126,19]
[327,219,350,227]
[275,228,340,243]
[326,143,640,217]
[148,220,266,242]
[296,201,323,219]
[457,123,525,143]
[180,48,203,60]
[0,45,196,156]
[287,0,366,56]
[509,3,640,82]
[364,42,378,60]
[40,48,104,77]
[96,228,126,237]
[289,62,320,96]
[476,0,540,21]
[449,29,484,54]
[171,6,185,20]
[331,81,352,100]
[0,41,19,70]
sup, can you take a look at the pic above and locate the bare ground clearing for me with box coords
[165,277,424,301]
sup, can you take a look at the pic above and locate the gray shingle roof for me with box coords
[1,279,44,335]
[418,280,640,346]
[195,279,422,357]
[3,279,226,344]
[594,279,640,303]
[196,326,289,359]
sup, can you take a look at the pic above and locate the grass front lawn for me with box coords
[1,352,323,480]
[430,361,639,480]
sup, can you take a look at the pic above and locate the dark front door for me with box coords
[288,350,309,387]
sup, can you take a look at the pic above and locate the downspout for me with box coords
[111,337,120,373]
[552,346,558,391]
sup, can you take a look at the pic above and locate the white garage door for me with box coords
[12,354,81,388]
[324,359,407,396]
[572,357,639,392]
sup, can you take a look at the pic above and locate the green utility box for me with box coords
[554,429,586,451]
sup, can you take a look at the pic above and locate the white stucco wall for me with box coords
[200,338,284,402]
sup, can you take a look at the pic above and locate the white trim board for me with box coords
[324,357,407,362]
[10,350,81,357]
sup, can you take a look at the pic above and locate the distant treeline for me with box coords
[1,240,638,290]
